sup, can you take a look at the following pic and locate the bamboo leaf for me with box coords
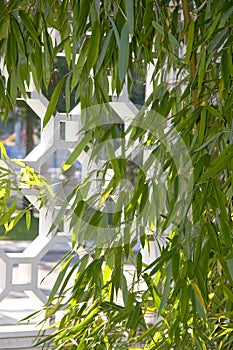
[144,2,153,29]
[19,10,39,43]
[200,144,233,182]
[0,142,7,159]
[206,105,224,121]
[125,0,134,34]
[47,256,73,304]
[152,20,179,46]
[197,107,207,145]
[185,21,195,63]
[221,50,230,90]
[62,131,92,171]
[74,0,92,38]
[191,281,207,314]
[65,74,71,115]
[6,210,25,232]
[108,16,120,48]
[43,78,64,128]
[42,24,53,89]
[35,43,42,86]
[180,281,188,321]
[227,259,233,281]
[126,302,141,332]
[96,29,113,72]
[71,40,90,91]
[10,16,26,55]
[25,210,31,230]
[136,251,142,278]
[158,261,172,314]
[205,13,221,42]
[87,21,100,70]
[198,48,206,94]
[9,69,17,103]
[207,223,220,253]
[118,23,129,84]
[223,285,233,303]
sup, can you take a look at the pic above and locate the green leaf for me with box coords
[125,0,134,34]
[6,210,25,232]
[87,21,100,70]
[158,261,172,314]
[8,31,17,68]
[0,142,7,159]
[197,107,207,145]
[74,0,91,38]
[71,40,90,91]
[108,15,120,48]
[198,48,206,94]
[18,10,39,43]
[126,302,141,332]
[227,259,233,281]
[200,144,233,182]
[205,13,221,42]
[10,16,26,55]
[143,1,153,29]
[63,32,72,68]
[62,131,92,171]
[221,49,230,90]
[43,78,64,128]
[121,273,129,306]
[136,251,142,278]
[206,105,224,122]
[191,282,207,320]
[25,210,31,230]
[223,285,233,303]
[186,21,195,63]
[42,24,53,89]
[35,43,42,88]
[152,20,179,46]
[172,252,180,281]
[118,23,129,84]
[8,69,17,103]
[65,74,71,115]
[47,256,73,304]
[207,223,220,253]
[180,281,188,321]
[96,29,113,72]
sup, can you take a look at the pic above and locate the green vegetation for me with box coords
[0,215,38,241]
[0,0,233,349]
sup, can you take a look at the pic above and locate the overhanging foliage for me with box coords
[0,0,233,349]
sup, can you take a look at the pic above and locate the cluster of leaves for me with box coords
[0,0,233,349]
[0,142,53,233]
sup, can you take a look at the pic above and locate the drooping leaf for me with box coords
[43,78,65,128]
[185,21,195,63]
[125,0,134,34]
[62,131,92,171]
[118,23,129,84]
[200,144,233,182]
[19,10,39,43]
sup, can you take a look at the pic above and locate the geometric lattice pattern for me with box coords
[0,80,138,304]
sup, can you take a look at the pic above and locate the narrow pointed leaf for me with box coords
[62,131,92,171]
[186,21,195,63]
[118,23,129,84]
[43,78,64,128]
